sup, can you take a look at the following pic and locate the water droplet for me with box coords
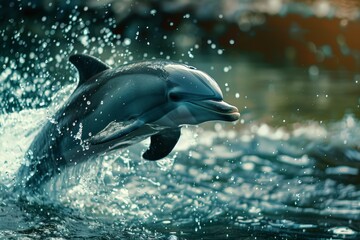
[150,9,157,16]
[98,47,103,54]
[223,66,232,72]
[187,51,194,58]
[309,65,319,76]
[123,38,131,46]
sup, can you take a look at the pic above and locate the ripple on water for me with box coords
[329,226,358,236]
[1,109,360,238]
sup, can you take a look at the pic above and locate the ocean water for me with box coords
[0,91,359,239]
[1,1,360,238]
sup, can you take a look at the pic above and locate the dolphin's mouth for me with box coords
[190,100,240,121]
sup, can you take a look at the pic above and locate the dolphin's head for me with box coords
[154,64,240,126]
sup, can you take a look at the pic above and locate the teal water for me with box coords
[1,82,360,239]
[1,1,360,239]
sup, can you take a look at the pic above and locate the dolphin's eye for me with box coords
[187,66,196,70]
[169,92,182,102]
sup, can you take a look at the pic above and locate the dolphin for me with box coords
[18,54,239,189]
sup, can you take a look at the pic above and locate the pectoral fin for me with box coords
[89,119,144,145]
[143,128,181,161]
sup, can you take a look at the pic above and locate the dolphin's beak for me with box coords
[191,100,240,122]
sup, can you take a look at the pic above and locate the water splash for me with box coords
[1,102,359,238]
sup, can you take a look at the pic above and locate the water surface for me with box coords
[1,1,360,239]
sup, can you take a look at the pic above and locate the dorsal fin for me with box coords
[69,54,110,86]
